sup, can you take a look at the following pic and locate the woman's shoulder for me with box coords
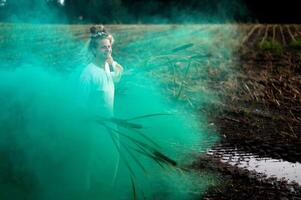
[80,63,106,83]
[85,62,97,70]
[80,63,95,80]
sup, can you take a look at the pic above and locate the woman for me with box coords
[78,25,123,198]
[77,25,202,199]
[80,25,123,117]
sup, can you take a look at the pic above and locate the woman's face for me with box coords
[94,38,112,61]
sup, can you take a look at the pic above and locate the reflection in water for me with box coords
[207,146,301,185]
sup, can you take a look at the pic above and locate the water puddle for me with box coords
[206,146,301,185]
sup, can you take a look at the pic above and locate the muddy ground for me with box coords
[197,25,301,200]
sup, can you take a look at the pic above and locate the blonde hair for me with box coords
[88,25,114,55]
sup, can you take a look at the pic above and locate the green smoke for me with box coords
[0,0,243,199]
[0,22,240,199]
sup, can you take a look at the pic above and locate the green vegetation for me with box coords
[258,38,283,54]
[289,38,301,51]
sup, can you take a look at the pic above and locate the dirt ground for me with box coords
[197,25,301,200]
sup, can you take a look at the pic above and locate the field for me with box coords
[0,23,300,199]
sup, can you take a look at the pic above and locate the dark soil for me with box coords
[194,154,301,200]
[198,25,301,200]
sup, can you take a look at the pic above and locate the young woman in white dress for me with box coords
[78,25,124,198]
[80,25,123,117]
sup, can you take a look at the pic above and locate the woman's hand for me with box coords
[107,55,123,74]
[106,55,114,65]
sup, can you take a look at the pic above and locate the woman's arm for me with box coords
[112,61,123,81]
[107,56,123,82]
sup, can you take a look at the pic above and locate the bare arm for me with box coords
[107,56,123,82]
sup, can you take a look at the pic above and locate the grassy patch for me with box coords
[258,38,283,54]
[289,38,301,51]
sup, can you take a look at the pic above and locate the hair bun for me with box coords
[97,25,105,32]
[90,26,97,34]
[90,25,106,34]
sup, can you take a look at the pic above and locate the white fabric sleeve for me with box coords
[110,61,123,82]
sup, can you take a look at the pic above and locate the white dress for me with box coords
[78,61,122,196]
[79,61,121,117]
